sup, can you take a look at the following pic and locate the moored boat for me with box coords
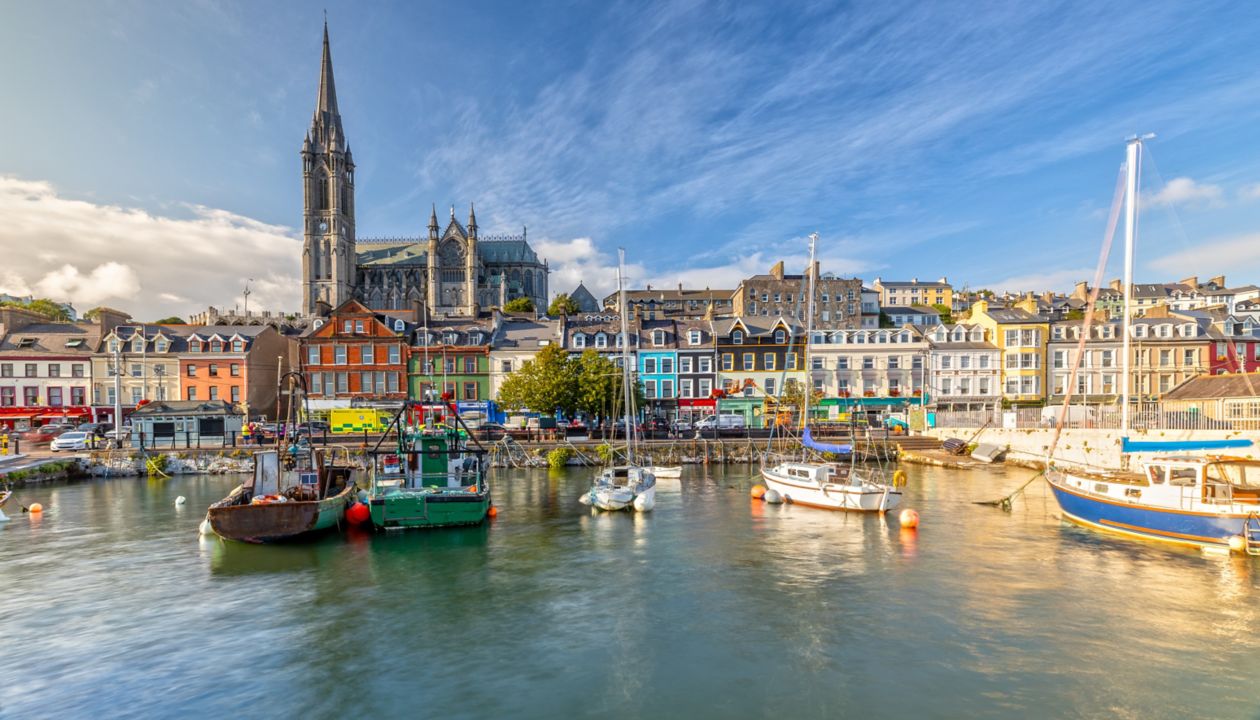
[761,462,902,512]
[207,447,356,543]
[648,466,681,479]
[583,248,656,513]
[366,402,491,530]
[1047,457,1260,551]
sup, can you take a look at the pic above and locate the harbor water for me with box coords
[4,465,1260,719]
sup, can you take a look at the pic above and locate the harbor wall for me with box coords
[922,427,1260,471]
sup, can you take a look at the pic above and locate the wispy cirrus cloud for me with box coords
[415,0,1252,273]
[1147,177,1224,208]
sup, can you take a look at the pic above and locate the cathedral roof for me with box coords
[356,239,542,267]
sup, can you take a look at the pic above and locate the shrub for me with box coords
[547,447,574,468]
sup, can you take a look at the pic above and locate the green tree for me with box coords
[931,303,953,324]
[82,307,102,321]
[504,297,535,313]
[0,298,71,322]
[572,349,628,418]
[1064,308,1085,321]
[153,316,186,324]
[497,344,575,416]
[548,293,580,316]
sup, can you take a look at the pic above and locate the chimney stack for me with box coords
[1209,274,1226,288]
[1180,276,1198,289]
[770,261,785,280]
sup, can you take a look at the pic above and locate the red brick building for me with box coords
[301,300,411,412]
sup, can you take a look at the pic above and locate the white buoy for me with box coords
[175,496,187,506]
[198,516,214,536]
[578,492,593,506]
[633,493,655,512]
[764,489,784,504]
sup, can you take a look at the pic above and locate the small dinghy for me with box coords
[648,466,681,479]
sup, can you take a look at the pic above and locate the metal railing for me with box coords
[931,402,1245,431]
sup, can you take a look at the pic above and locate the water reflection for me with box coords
[2,467,1260,719]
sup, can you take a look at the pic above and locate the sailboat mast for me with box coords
[802,233,818,429]
[1120,137,1144,435]
[617,248,635,465]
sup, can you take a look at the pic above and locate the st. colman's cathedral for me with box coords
[300,23,549,316]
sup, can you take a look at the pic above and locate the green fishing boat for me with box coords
[367,402,491,530]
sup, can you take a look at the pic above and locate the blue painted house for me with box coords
[638,320,679,421]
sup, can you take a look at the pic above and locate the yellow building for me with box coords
[967,299,1049,406]
[872,277,953,310]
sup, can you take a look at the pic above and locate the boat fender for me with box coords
[764,489,784,504]
[175,496,186,506]
[892,470,907,487]
[198,516,214,536]
[633,493,655,512]
[578,492,593,506]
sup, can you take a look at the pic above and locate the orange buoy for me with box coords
[28,502,43,514]
[751,484,767,500]
[345,502,370,526]
[899,508,919,528]
[487,506,498,518]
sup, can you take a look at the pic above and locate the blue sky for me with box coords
[3,0,1260,317]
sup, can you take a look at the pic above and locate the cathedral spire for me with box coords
[312,19,344,145]
[429,204,439,231]
[468,203,478,234]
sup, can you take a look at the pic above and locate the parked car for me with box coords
[18,428,61,444]
[300,420,330,434]
[77,422,115,437]
[694,414,747,431]
[50,431,94,452]
[672,418,694,432]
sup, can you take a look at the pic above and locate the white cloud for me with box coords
[0,176,300,319]
[1149,233,1260,276]
[1147,177,1223,208]
[1238,183,1260,201]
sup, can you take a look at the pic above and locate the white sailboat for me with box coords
[760,233,903,513]
[1043,135,1257,551]
[582,248,657,512]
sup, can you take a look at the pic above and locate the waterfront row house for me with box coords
[411,317,496,416]
[0,306,112,430]
[808,328,929,416]
[872,277,953,310]
[674,319,718,425]
[301,300,411,412]
[488,316,563,399]
[922,324,1002,411]
[713,317,805,427]
[967,299,1050,407]
[638,319,679,420]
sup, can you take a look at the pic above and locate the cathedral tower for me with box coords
[301,21,356,315]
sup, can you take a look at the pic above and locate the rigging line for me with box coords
[1048,163,1126,461]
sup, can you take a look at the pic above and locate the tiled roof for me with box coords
[0,322,101,356]
[1163,373,1260,401]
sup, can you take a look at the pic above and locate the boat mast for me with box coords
[802,233,818,430]
[617,248,636,465]
[1121,136,1146,435]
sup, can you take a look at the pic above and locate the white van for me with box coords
[694,414,746,430]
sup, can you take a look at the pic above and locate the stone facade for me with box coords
[731,261,863,330]
[300,25,548,317]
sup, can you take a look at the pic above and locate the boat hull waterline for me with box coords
[761,468,902,512]
[1047,474,1251,550]
[207,483,356,543]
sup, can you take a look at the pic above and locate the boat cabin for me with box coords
[1061,456,1260,509]
[778,462,855,486]
[373,427,479,491]
[598,466,656,493]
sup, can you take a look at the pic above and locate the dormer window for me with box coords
[155,340,169,353]
[595,333,607,349]
[689,330,701,345]
[653,330,665,346]
[445,332,458,345]
[189,339,202,353]
[774,329,786,344]
[231,340,244,352]
[210,340,224,352]
[573,334,586,349]
[131,338,144,353]
[732,329,744,345]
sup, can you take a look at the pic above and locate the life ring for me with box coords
[251,494,286,505]
[892,470,907,487]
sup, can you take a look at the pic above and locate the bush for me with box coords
[547,447,574,469]
[595,443,615,465]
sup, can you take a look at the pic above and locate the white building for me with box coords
[922,324,1001,411]
[808,327,928,408]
